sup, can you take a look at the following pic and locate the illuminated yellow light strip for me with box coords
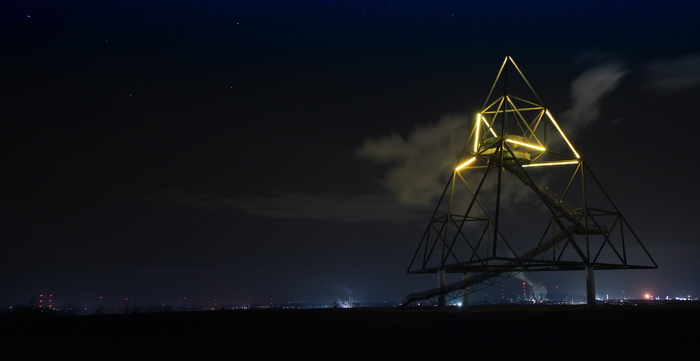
[504,97,541,143]
[474,113,480,153]
[505,139,545,151]
[455,156,477,171]
[508,95,545,108]
[522,160,580,167]
[481,114,498,137]
[482,107,543,113]
[482,97,503,114]
[546,110,581,159]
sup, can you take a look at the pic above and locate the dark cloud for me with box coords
[162,114,472,223]
[644,53,700,94]
[163,190,425,223]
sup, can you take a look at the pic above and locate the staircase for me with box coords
[401,164,606,308]
[400,225,577,307]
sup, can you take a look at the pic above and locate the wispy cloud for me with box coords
[355,113,469,208]
[161,114,470,222]
[164,61,636,223]
[357,60,635,215]
[643,53,700,94]
[163,190,426,223]
[560,61,628,138]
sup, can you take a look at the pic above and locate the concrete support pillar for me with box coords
[438,268,447,309]
[586,265,596,307]
[461,273,470,307]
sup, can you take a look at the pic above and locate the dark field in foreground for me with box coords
[2,303,699,358]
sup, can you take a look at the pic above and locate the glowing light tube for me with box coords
[474,113,480,153]
[455,157,477,171]
[505,139,545,151]
[522,160,580,167]
[546,110,580,159]
[481,114,498,137]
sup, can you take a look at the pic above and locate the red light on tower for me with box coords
[35,293,55,310]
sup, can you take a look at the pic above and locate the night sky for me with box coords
[2,1,700,309]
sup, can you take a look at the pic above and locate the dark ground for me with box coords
[2,303,698,358]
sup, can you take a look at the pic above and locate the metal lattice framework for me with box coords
[402,56,657,308]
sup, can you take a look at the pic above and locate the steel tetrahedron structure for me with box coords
[403,56,657,308]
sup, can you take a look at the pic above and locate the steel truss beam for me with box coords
[402,56,656,308]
